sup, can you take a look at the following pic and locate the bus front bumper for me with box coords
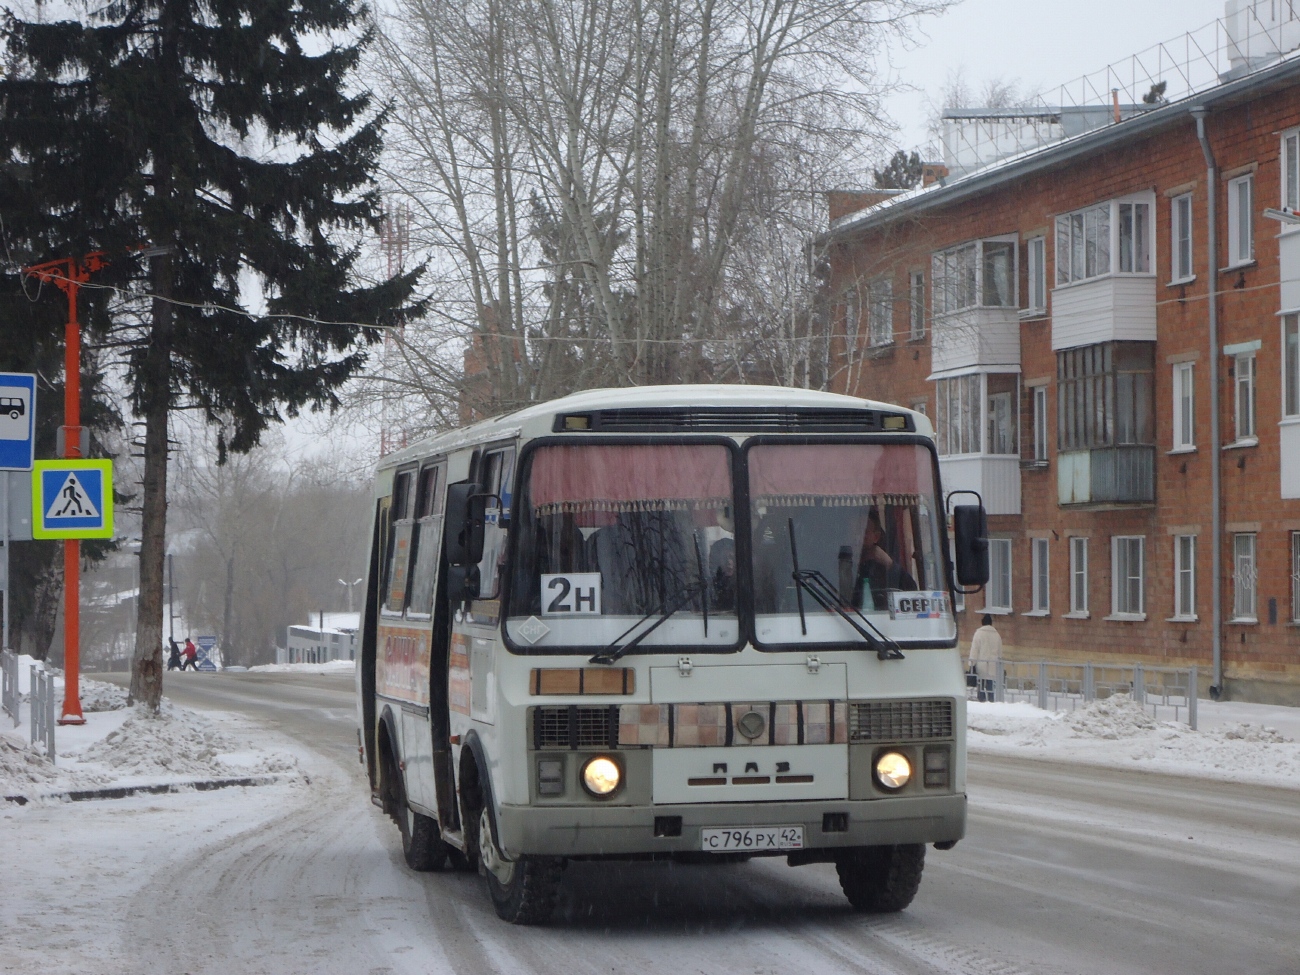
[495,793,966,859]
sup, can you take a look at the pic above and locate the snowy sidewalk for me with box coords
[968,695,1300,790]
[1,673,301,804]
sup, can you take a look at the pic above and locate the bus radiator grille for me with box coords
[849,700,953,742]
[532,705,620,749]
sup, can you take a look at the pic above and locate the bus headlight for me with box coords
[874,751,912,791]
[581,756,621,797]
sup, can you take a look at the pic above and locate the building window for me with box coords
[1056,196,1153,285]
[868,280,893,347]
[1174,534,1196,620]
[935,374,981,455]
[1031,537,1050,613]
[1172,361,1195,450]
[932,238,1016,314]
[1232,533,1257,621]
[1234,353,1256,442]
[1058,342,1155,451]
[1026,236,1047,313]
[909,271,925,339]
[1111,536,1145,618]
[1291,532,1300,622]
[1287,314,1300,417]
[1171,193,1193,282]
[1032,385,1049,461]
[986,538,1012,612]
[987,386,1017,455]
[1285,130,1300,212]
[1227,174,1254,266]
[843,289,859,343]
[1069,537,1088,615]
[911,398,928,418]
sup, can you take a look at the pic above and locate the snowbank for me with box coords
[1,690,299,800]
[248,659,355,675]
[968,695,1300,789]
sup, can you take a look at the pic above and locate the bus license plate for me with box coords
[700,826,804,852]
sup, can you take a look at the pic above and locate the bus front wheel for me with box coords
[385,746,449,872]
[835,844,925,912]
[478,805,564,924]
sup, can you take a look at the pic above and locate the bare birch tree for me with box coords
[366,0,948,423]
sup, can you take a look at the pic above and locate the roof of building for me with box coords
[820,47,1300,245]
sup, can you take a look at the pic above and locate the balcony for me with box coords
[938,455,1021,515]
[1058,446,1155,505]
[931,307,1021,375]
[1051,276,1156,351]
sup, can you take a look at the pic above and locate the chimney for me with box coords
[921,162,949,188]
[1112,89,1121,124]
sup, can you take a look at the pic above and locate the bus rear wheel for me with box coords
[835,844,925,912]
[479,806,564,924]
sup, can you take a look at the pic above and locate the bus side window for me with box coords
[476,448,515,600]
[406,463,446,617]
[383,468,417,614]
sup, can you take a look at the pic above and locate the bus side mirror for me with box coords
[444,481,486,567]
[952,504,989,588]
[446,564,480,604]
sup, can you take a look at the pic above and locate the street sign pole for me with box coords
[24,254,107,726]
[0,372,37,652]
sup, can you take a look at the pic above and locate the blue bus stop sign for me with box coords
[0,373,36,471]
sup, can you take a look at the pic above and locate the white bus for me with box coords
[356,385,988,924]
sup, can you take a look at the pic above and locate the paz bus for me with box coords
[356,384,988,924]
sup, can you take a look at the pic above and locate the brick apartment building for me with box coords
[820,15,1300,703]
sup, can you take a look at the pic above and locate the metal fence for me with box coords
[972,660,1198,730]
[30,664,56,762]
[1,649,18,727]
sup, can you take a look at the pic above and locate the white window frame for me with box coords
[1282,128,1300,218]
[1029,537,1050,614]
[1172,534,1196,621]
[932,236,1018,315]
[1056,193,1155,286]
[843,288,859,343]
[1291,532,1300,623]
[1286,313,1300,418]
[1232,533,1258,622]
[909,271,925,340]
[1026,236,1047,313]
[1234,352,1256,443]
[1110,536,1145,619]
[1032,385,1049,462]
[1227,174,1254,267]
[1171,192,1194,283]
[985,538,1012,613]
[868,280,893,347]
[1067,537,1088,617]
[1172,361,1195,451]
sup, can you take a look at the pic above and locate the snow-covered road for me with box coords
[3,673,1296,974]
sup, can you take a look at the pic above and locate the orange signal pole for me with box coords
[23,252,107,726]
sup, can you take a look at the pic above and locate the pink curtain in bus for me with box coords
[528,444,732,515]
[748,444,931,507]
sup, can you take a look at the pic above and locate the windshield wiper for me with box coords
[787,518,904,661]
[589,581,701,666]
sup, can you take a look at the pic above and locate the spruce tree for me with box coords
[873,150,925,190]
[0,0,421,708]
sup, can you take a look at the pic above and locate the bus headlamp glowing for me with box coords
[581,756,621,796]
[874,751,912,791]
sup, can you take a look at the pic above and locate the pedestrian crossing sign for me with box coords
[32,459,114,539]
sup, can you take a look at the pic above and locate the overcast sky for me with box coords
[881,0,1234,156]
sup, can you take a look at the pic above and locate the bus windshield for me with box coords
[748,443,953,647]
[506,443,740,650]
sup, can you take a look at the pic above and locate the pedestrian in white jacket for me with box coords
[968,614,1002,702]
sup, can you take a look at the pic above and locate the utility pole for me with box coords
[23,252,108,726]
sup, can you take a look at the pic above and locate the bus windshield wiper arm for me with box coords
[787,518,904,661]
[589,582,700,666]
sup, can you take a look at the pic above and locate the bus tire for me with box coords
[385,745,448,872]
[478,805,563,924]
[835,844,925,913]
